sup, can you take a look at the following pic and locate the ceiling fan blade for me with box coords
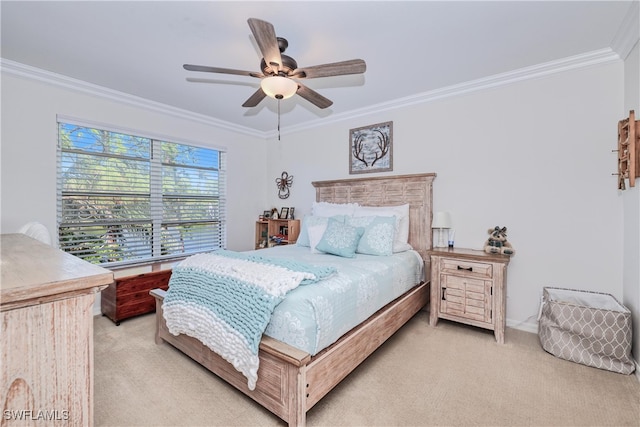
[247,18,282,73]
[292,59,366,79]
[183,64,263,78]
[242,87,267,108]
[296,83,333,109]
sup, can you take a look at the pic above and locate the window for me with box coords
[56,120,226,267]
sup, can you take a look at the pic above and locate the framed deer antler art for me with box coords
[349,121,393,174]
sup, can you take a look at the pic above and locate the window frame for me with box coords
[56,116,226,268]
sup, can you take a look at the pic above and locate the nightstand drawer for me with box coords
[443,274,486,292]
[440,258,492,279]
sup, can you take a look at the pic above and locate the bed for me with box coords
[150,173,435,426]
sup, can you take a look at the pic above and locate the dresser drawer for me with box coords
[440,258,492,279]
[102,268,172,324]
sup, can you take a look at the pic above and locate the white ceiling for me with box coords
[1,1,637,136]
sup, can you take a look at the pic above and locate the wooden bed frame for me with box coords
[150,173,435,426]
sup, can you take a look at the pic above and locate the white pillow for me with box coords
[311,201,359,217]
[353,204,411,253]
[307,223,328,254]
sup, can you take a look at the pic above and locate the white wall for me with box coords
[0,59,630,338]
[1,71,268,313]
[622,39,640,368]
[267,62,625,332]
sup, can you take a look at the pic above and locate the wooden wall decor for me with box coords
[616,110,639,190]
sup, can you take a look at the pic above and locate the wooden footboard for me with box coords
[150,281,428,427]
[151,288,310,425]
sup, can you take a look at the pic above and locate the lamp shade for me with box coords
[261,76,298,100]
[432,211,452,228]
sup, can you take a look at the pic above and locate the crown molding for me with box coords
[611,1,640,61]
[275,48,622,138]
[2,47,622,142]
[0,58,265,139]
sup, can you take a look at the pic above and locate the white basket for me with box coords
[538,287,634,374]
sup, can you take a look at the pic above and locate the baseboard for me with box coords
[506,317,538,334]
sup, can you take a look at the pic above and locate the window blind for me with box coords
[56,121,226,267]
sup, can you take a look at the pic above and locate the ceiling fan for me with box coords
[183,18,367,110]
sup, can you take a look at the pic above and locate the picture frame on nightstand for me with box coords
[280,207,289,219]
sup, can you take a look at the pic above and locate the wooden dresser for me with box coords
[428,247,510,343]
[1,233,113,426]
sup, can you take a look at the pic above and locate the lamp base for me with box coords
[435,228,447,248]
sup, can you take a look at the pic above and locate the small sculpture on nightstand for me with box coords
[484,226,515,256]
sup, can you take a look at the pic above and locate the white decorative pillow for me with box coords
[347,216,396,256]
[315,217,364,258]
[353,204,411,252]
[297,214,347,247]
[307,223,328,254]
[311,201,359,217]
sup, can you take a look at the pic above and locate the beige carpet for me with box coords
[94,311,640,426]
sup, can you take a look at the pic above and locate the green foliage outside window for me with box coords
[57,122,225,267]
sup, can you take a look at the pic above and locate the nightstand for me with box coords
[428,247,511,343]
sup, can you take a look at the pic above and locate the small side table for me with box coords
[428,247,511,343]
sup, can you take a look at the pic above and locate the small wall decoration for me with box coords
[276,171,293,199]
[349,121,393,174]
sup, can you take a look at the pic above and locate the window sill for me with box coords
[110,258,185,279]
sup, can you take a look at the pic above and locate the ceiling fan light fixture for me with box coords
[261,76,298,100]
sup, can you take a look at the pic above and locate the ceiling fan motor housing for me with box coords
[261,54,298,76]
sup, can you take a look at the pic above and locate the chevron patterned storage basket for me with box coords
[538,287,635,374]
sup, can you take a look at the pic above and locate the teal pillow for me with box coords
[315,217,364,258]
[297,214,347,247]
[348,216,396,256]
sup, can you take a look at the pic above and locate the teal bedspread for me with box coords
[162,249,336,390]
[260,245,424,355]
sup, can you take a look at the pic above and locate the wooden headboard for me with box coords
[312,173,436,259]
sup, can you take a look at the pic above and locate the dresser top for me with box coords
[1,233,113,309]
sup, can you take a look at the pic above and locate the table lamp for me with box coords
[432,211,452,248]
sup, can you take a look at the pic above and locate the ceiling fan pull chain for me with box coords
[277,98,281,141]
